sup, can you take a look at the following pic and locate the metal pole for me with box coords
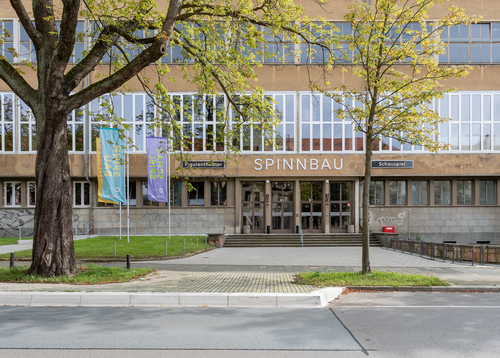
[197,237,198,249]
[168,147,171,238]
[10,253,14,268]
[119,203,122,240]
[184,238,186,252]
[127,145,130,243]
[165,241,168,256]
[114,241,116,257]
[18,226,21,242]
[408,208,410,240]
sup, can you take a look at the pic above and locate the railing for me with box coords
[388,239,499,265]
[8,219,220,240]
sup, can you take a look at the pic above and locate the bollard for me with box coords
[184,238,186,252]
[18,227,21,243]
[114,241,116,257]
[165,241,168,256]
[10,253,14,269]
[197,237,199,249]
[126,254,131,269]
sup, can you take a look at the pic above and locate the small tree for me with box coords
[313,0,478,273]
[0,0,334,276]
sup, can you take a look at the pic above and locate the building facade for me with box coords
[1,0,500,244]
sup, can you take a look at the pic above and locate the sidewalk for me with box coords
[1,247,499,307]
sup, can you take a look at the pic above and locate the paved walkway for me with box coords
[1,247,500,292]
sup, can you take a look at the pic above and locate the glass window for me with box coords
[3,182,21,207]
[28,182,36,207]
[479,180,495,205]
[434,181,451,205]
[369,181,384,205]
[412,181,428,205]
[170,181,182,206]
[389,181,406,205]
[125,181,136,206]
[0,93,14,152]
[142,181,160,206]
[211,181,227,206]
[0,21,14,62]
[188,182,205,205]
[457,180,472,205]
[73,182,90,207]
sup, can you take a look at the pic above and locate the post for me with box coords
[119,202,122,240]
[10,253,14,268]
[184,238,186,252]
[168,148,171,238]
[114,241,117,257]
[18,226,21,242]
[127,145,130,243]
[408,208,410,240]
[126,254,131,269]
[165,241,168,256]
[197,237,199,249]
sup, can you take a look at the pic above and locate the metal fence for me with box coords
[388,239,500,266]
[3,219,221,240]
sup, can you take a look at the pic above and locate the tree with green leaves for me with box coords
[312,0,479,273]
[0,0,335,276]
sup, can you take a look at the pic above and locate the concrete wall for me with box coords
[369,206,500,245]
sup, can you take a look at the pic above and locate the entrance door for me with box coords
[330,182,353,233]
[241,182,265,233]
[271,182,294,233]
[300,182,323,233]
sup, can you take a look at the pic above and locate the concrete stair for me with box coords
[223,233,381,247]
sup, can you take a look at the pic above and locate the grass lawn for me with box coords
[296,270,450,287]
[0,264,153,284]
[0,235,211,260]
[0,238,19,246]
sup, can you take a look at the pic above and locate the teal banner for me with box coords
[100,127,125,204]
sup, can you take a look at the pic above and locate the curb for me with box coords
[346,286,500,292]
[0,288,344,308]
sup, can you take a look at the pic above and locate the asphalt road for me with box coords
[1,292,499,357]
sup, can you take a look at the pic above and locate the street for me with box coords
[1,292,499,358]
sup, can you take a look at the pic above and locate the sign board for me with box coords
[371,160,413,169]
[182,161,225,169]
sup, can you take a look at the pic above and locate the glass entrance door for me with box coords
[271,182,294,233]
[330,182,352,233]
[300,182,323,233]
[242,181,265,233]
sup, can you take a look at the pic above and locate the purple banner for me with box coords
[146,137,168,202]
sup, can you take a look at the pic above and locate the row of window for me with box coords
[2,20,500,65]
[3,91,500,154]
[369,179,496,206]
[2,181,227,208]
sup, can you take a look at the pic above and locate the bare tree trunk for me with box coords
[27,108,76,276]
[362,135,373,274]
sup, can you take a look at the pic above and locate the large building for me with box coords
[1,0,500,244]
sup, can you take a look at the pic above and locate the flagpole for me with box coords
[168,138,171,238]
[127,142,130,243]
[119,202,122,240]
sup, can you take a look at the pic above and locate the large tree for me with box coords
[312,0,478,273]
[0,0,334,276]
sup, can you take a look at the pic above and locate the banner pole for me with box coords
[127,142,130,243]
[119,202,122,240]
[168,139,171,238]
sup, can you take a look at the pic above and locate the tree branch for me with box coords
[0,59,37,108]
[10,0,42,49]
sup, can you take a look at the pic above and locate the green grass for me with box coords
[296,270,450,287]
[0,235,211,260]
[0,238,19,246]
[0,264,154,284]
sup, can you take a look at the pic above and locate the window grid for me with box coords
[0,93,14,152]
[479,180,495,205]
[389,180,406,205]
[73,182,90,207]
[3,181,21,207]
[369,181,384,205]
[300,93,364,153]
[27,181,36,207]
[18,99,36,152]
[434,180,451,205]
[412,181,428,205]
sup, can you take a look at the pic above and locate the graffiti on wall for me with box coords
[369,210,407,232]
[0,209,35,237]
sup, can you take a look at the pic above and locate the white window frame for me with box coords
[3,181,21,207]
[73,181,90,207]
